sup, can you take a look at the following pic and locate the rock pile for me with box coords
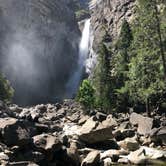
[0,100,165,165]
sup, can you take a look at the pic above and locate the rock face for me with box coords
[0,100,165,165]
[90,0,136,52]
[0,0,80,105]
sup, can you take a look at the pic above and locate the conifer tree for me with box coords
[94,43,112,112]
[127,0,166,116]
[113,20,133,111]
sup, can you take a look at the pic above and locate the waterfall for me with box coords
[66,19,91,97]
[85,26,97,74]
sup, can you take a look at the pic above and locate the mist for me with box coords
[0,0,80,105]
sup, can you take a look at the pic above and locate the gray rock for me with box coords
[118,137,140,151]
[0,118,33,146]
[128,146,166,164]
[79,117,113,144]
[130,112,153,135]
[150,126,166,145]
[81,150,100,166]
[33,134,62,152]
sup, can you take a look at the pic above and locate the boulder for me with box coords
[130,113,153,135]
[150,127,166,145]
[67,142,80,166]
[100,149,128,160]
[33,134,62,152]
[118,137,140,151]
[81,150,100,166]
[128,146,166,164]
[0,118,33,146]
[79,117,113,144]
[102,115,117,128]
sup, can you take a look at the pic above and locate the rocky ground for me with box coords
[0,100,165,166]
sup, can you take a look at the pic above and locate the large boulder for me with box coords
[78,117,113,144]
[130,113,153,135]
[0,118,35,146]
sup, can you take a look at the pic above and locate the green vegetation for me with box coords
[77,0,166,116]
[0,73,14,102]
[77,79,95,110]
[126,0,166,115]
[93,44,112,113]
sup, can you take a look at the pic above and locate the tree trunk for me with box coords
[146,98,151,117]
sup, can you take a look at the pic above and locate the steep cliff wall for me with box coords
[0,0,80,105]
[90,0,136,51]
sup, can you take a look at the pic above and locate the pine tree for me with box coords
[111,20,133,111]
[93,43,112,112]
[127,0,166,116]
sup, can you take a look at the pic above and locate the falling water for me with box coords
[66,19,91,97]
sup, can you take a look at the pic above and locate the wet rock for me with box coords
[81,150,100,166]
[130,112,153,135]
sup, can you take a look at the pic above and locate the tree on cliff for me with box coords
[0,73,14,102]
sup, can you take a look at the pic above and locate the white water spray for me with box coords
[66,19,91,97]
